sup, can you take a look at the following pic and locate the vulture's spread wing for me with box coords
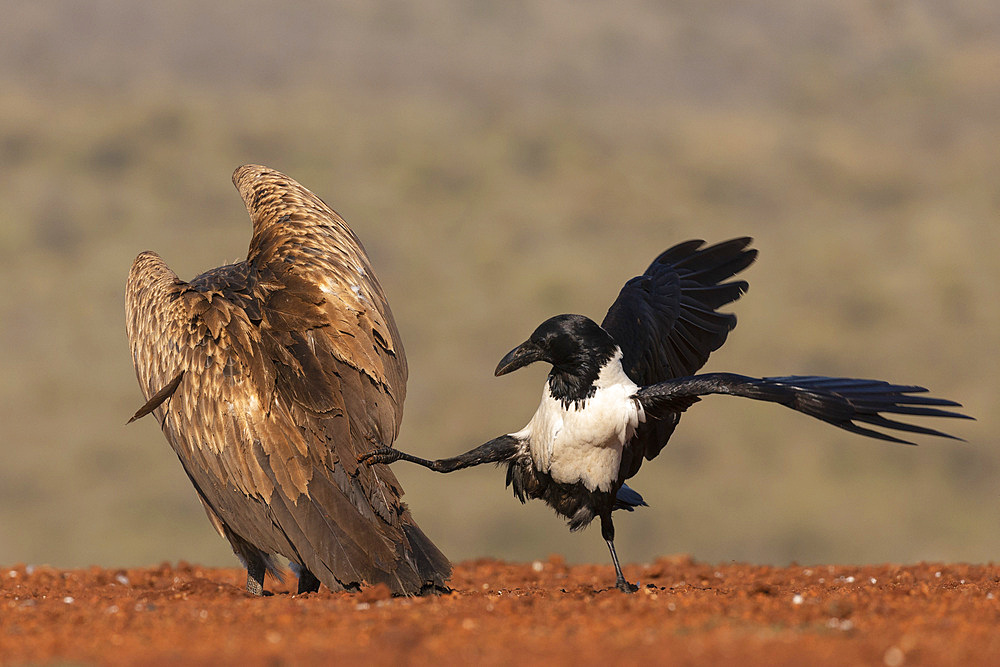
[125,165,449,593]
[600,238,757,479]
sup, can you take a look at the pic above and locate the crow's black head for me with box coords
[495,314,620,405]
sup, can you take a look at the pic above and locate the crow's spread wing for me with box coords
[601,238,756,478]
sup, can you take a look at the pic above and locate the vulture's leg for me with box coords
[296,566,321,594]
[245,555,266,596]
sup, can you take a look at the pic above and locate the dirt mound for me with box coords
[2,558,998,665]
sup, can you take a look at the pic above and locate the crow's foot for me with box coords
[358,447,401,466]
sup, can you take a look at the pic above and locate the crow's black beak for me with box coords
[495,340,546,376]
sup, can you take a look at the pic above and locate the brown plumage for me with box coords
[125,164,450,596]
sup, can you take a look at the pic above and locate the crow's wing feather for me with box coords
[600,238,757,479]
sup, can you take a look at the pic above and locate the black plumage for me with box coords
[360,238,970,592]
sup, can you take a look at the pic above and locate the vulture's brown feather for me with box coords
[125,164,450,595]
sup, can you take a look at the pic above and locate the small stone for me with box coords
[884,646,905,666]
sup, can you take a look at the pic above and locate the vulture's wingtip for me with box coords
[232,164,273,189]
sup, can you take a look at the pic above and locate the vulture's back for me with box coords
[125,165,450,594]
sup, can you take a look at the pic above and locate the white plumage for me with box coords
[512,350,645,492]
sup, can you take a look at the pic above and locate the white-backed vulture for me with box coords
[126,164,450,595]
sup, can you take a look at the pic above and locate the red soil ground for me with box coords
[2,557,998,666]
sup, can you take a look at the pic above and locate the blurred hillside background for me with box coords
[0,0,997,571]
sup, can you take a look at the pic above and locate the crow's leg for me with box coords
[600,512,637,593]
[359,435,520,473]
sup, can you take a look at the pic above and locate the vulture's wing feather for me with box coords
[600,238,757,480]
[125,165,449,593]
[127,371,183,424]
[235,164,407,411]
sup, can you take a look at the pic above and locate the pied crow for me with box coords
[360,237,970,592]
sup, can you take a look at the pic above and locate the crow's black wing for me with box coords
[635,373,972,445]
[600,238,757,477]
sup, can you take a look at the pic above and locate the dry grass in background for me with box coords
[0,0,996,570]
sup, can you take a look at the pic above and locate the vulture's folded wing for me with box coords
[124,165,449,593]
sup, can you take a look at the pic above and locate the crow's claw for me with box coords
[616,579,639,594]
[358,447,402,466]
